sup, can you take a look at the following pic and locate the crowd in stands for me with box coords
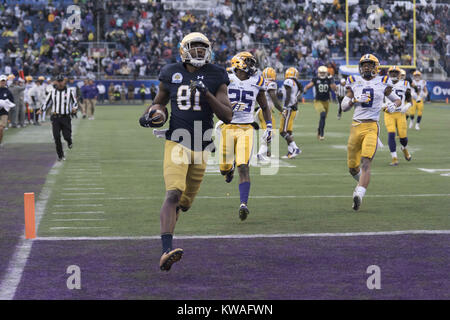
[0,0,448,80]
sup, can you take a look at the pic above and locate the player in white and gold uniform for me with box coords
[342,54,401,210]
[280,67,302,158]
[383,67,413,166]
[256,67,283,162]
[408,71,428,130]
[220,51,272,221]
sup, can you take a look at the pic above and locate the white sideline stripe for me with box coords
[49,227,111,230]
[52,193,450,202]
[53,204,103,207]
[0,119,82,300]
[52,211,105,215]
[51,219,105,221]
[61,193,105,196]
[35,230,450,241]
[62,188,104,190]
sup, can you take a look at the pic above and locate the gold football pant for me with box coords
[279,109,297,133]
[163,140,207,210]
[313,100,329,114]
[347,121,379,169]
[384,112,407,138]
[256,108,276,129]
[219,123,254,172]
[409,99,424,117]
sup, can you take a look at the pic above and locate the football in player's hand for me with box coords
[148,104,168,126]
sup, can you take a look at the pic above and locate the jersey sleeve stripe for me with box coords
[257,76,264,87]
[382,76,388,84]
[348,76,354,83]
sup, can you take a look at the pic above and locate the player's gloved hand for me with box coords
[416,98,421,103]
[383,102,399,113]
[190,80,208,96]
[139,109,164,128]
[400,102,411,114]
[352,93,371,104]
[262,122,273,143]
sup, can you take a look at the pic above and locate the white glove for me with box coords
[416,98,421,103]
[352,93,371,104]
[383,102,398,113]
[262,123,273,143]
[400,102,411,114]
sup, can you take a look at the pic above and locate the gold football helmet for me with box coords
[179,32,212,68]
[25,75,33,82]
[388,66,401,82]
[318,66,328,79]
[262,67,276,81]
[231,51,257,75]
[285,67,299,80]
[7,74,15,80]
[413,70,422,80]
[399,69,406,80]
[359,54,379,79]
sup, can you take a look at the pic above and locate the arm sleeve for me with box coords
[70,89,78,109]
[42,90,52,111]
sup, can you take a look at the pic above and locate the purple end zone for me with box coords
[0,144,56,277]
[13,234,450,300]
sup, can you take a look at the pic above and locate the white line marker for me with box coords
[53,204,103,207]
[35,230,450,241]
[50,219,105,221]
[51,211,105,215]
[49,227,110,230]
[61,193,105,196]
[50,193,450,202]
[63,188,105,190]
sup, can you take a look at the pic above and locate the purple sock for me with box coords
[239,182,250,204]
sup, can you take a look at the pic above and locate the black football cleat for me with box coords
[160,248,184,271]
[239,203,249,221]
[352,193,362,211]
[225,163,235,183]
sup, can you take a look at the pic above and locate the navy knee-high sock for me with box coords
[388,132,396,153]
[318,112,326,136]
[239,182,250,205]
[417,116,422,123]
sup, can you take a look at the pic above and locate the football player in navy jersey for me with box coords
[139,32,233,271]
[303,66,337,140]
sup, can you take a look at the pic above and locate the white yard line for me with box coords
[51,211,105,215]
[35,230,450,241]
[53,204,104,207]
[62,188,105,190]
[49,227,111,230]
[51,193,450,202]
[50,219,106,222]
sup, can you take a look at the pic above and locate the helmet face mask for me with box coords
[180,33,212,68]
[413,71,421,81]
[359,54,379,79]
[389,70,400,82]
[231,52,258,76]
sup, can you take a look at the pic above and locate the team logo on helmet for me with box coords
[230,52,258,76]
[285,67,299,80]
[262,67,276,81]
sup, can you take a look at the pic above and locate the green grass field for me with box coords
[8,102,449,238]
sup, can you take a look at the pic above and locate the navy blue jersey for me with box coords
[159,62,229,151]
[312,77,332,101]
[0,87,14,116]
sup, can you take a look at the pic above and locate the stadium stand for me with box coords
[0,0,448,79]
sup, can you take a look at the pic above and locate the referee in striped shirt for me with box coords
[37,75,78,161]
[335,78,347,120]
